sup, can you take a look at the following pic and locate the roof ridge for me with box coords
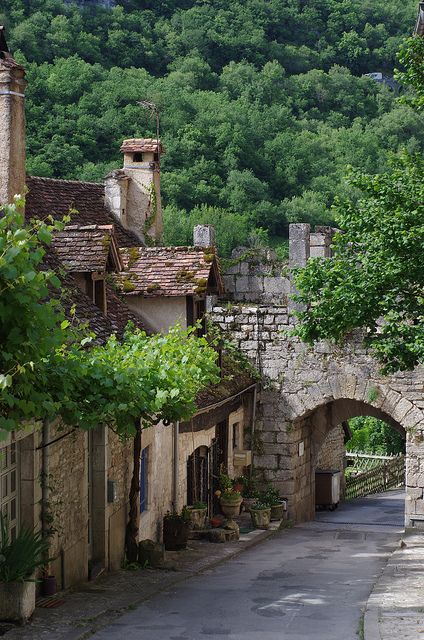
[27,175,103,187]
[121,245,201,252]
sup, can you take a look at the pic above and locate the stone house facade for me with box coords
[0,33,256,589]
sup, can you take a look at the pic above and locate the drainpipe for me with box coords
[250,385,258,479]
[172,421,179,511]
[41,419,50,569]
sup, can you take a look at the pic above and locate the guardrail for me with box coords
[344,454,405,500]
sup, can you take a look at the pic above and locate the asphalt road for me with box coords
[91,490,404,640]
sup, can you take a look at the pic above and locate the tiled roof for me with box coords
[116,246,223,297]
[42,247,144,343]
[120,138,164,154]
[52,225,123,273]
[195,354,257,410]
[25,176,140,248]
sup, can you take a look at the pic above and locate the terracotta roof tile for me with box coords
[25,176,140,248]
[120,138,164,154]
[42,247,144,343]
[52,225,123,273]
[116,246,223,297]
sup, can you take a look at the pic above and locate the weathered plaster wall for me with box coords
[48,426,88,587]
[138,422,173,542]
[125,295,187,334]
[0,59,27,205]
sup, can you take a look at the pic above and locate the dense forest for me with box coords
[1,0,422,254]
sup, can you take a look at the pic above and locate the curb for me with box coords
[363,537,403,640]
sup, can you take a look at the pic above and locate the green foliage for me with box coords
[2,0,422,256]
[163,506,191,523]
[293,152,424,372]
[0,514,50,582]
[260,486,283,506]
[0,199,78,433]
[55,324,220,435]
[0,201,220,436]
[347,416,405,455]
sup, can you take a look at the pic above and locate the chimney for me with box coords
[105,138,164,244]
[193,224,215,248]
[0,27,27,207]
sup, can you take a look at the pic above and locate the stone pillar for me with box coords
[288,223,310,314]
[0,30,27,206]
[193,224,215,248]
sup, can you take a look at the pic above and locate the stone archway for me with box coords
[211,302,424,529]
[288,397,406,522]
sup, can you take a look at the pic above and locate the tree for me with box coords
[293,152,424,373]
[292,33,424,373]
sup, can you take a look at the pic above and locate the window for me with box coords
[140,447,149,513]
[0,442,19,541]
[133,153,143,163]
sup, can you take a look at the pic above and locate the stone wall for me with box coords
[222,248,289,304]
[316,426,345,474]
[211,223,424,526]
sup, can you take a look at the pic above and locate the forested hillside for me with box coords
[1,0,421,254]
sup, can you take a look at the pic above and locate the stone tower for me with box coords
[0,27,27,206]
[104,138,164,244]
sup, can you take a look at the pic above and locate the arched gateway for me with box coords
[211,224,424,527]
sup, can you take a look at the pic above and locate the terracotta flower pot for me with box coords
[220,497,242,519]
[270,503,285,521]
[250,507,271,530]
[188,507,207,530]
[242,497,257,513]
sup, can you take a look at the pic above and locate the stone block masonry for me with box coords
[210,223,424,526]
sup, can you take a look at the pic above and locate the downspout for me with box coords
[250,386,258,479]
[41,419,50,570]
[172,421,179,511]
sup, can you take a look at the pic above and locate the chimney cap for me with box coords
[120,138,165,155]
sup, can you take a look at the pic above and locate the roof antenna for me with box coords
[137,100,160,151]
[0,26,9,54]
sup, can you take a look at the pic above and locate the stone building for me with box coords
[0,31,256,589]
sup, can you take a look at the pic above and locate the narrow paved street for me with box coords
[91,490,404,640]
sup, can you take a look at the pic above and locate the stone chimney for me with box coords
[0,27,27,206]
[104,138,164,244]
[193,224,215,248]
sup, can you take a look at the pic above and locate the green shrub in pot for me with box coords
[0,515,50,622]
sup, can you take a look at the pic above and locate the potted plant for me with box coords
[237,476,258,513]
[0,516,50,623]
[187,501,208,530]
[262,486,286,521]
[250,501,272,530]
[163,507,191,550]
[216,471,242,518]
[218,488,243,518]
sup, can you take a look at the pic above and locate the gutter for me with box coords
[193,382,258,417]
